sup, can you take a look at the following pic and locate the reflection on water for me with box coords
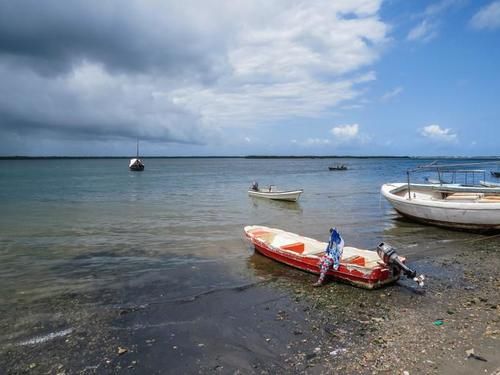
[249,196,303,213]
[246,252,313,284]
[381,215,488,259]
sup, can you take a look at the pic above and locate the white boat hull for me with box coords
[248,189,303,202]
[381,183,500,230]
[129,158,144,171]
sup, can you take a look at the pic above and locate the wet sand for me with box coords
[1,236,499,374]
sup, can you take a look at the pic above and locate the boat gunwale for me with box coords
[247,189,303,202]
[247,189,304,195]
[382,183,500,210]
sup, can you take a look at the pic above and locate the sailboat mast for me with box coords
[136,139,139,158]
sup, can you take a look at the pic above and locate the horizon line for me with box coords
[1,155,500,160]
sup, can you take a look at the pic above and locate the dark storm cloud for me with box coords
[0,0,229,79]
[0,1,230,151]
[0,1,393,156]
[0,58,209,150]
[0,104,204,145]
[0,63,206,145]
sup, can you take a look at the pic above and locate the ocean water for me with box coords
[0,157,498,348]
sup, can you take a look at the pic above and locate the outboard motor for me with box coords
[377,243,425,287]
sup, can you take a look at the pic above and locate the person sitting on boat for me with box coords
[313,228,344,287]
[251,181,259,191]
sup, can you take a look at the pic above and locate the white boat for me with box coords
[248,185,303,202]
[480,180,500,188]
[129,158,144,171]
[381,182,500,231]
[129,140,144,171]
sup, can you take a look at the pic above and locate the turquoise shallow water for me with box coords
[0,157,498,307]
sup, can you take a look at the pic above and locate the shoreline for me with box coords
[1,238,499,374]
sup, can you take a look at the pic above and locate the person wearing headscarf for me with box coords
[313,228,344,287]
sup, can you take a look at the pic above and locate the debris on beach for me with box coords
[117,347,128,355]
[465,348,487,362]
[329,348,347,356]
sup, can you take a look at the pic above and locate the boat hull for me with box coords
[248,189,303,202]
[381,183,500,231]
[244,226,401,289]
[129,158,145,171]
[129,165,144,171]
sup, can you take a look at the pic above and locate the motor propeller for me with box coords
[377,242,425,287]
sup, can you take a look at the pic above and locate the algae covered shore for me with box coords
[1,233,499,374]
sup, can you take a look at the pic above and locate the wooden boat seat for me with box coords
[249,230,271,236]
[342,255,366,266]
[249,230,276,243]
[480,196,500,202]
[445,193,483,201]
[280,242,305,254]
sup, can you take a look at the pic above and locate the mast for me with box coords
[136,139,139,158]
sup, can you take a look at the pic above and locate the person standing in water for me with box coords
[313,228,344,287]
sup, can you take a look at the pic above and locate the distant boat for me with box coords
[129,140,144,171]
[329,164,347,171]
[248,183,303,202]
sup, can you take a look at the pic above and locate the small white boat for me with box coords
[129,158,144,171]
[381,183,500,231]
[129,140,144,171]
[248,184,303,202]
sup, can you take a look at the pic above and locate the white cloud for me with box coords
[291,138,331,146]
[420,124,458,142]
[305,138,331,146]
[470,1,500,30]
[407,0,462,42]
[0,0,390,155]
[331,123,359,140]
[170,0,388,128]
[407,20,437,42]
[423,0,462,18]
[381,86,403,101]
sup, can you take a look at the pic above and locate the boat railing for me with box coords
[405,161,499,200]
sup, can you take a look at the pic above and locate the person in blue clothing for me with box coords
[313,228,344,287]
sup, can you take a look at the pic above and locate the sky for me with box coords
[0,0,499,157]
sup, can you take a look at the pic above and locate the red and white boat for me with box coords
[244,225,412,289]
